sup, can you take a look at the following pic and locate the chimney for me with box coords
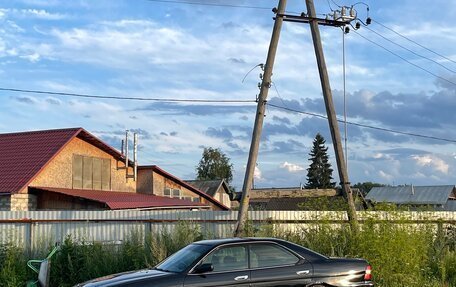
[125,130,129,179]
[133,133,138,181]
[411,184,415,195]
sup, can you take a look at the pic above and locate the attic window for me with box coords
[73,154,111,191]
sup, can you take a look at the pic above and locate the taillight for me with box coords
[364,265,372,281]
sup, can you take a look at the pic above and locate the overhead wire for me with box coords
[144,0,271,10]
[372,19,456,66]
[352,30,456,88]
[363,25,456,74]
[267,103,456,144]
[0,87,256,103]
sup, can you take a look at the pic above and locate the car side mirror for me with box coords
[194,263,214,274]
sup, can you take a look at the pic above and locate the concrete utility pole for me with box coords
[234,0,287,237]
[305,0,358,226]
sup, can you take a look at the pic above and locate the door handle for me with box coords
[297,270,310,275]
[234,275,249,281]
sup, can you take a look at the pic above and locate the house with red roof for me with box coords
[0,128,228,211]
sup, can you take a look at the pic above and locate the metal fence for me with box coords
[0,210,454,251]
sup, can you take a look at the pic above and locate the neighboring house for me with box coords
[246,187,339,211]
[138,166,229,210]
[366,185,456,211]
[185,179,233,209]
[0,128,228,211]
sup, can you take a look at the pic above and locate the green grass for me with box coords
[0,220,454,287]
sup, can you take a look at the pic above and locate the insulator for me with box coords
[344,26,350,34]
[366,17,372,25]
[272,7,278,14]
[333,11,339,20]
[341,6,346,17]
[259,73,263,79]
[355,22,361,29]
[350,7,356,18]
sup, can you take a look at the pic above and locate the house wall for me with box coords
[151,170,222,210]
[10,194,37,211]
[215,188,231,209]
[37,191,106,210]
[29,137,136,193]
[0,195,10,211]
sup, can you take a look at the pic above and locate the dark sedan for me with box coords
[76,237,374,287]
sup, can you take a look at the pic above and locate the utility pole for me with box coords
[234,0,287,237]
[305,0,358,226]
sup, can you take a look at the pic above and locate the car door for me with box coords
[249,243,313,287]
[184,244,250,287]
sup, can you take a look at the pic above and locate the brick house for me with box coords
[0,128,228,211]
[185,179,233,209]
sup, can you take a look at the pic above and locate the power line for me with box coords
[352,30,456,88]
[0,87,256,103]
[363,25,456,74]
[372,19,456,66]
[144,0,271,10]
[267,103,456,144]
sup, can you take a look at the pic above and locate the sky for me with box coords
[0,0,456,190]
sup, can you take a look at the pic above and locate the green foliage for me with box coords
[297,196,348,211]
[0,219,455,287]
[196,147,233,184]
[0,244,27,287]
[275,218,456,287]
[306,133,335,189]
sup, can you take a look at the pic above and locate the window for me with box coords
[201,245,248,272]
[192,197,200,203]
[73,155,111,190]
[249,244,299,268]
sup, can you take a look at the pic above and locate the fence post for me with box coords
[25,221,32,255]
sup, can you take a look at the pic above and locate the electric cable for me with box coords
[372,19,456,66]
[363,25,456,74]
[267,103,456,144]
[144,0,271,10]
[0,87,256,103]
[352,30,456,88]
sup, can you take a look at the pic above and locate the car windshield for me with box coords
[156,244,212,273]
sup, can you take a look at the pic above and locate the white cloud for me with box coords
[412,154,449,174]
[378,170,393,182]
[20,52,40,62]
[280,161,304,173]
[254,166,262,180]
[22,9,66,20]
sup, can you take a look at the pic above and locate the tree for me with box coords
[306,133,336,189]
[196,147,233,184]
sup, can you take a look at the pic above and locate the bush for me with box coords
[0,219,454,287]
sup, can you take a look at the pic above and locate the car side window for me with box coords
[249,243,299,268]
[200,245,248,272]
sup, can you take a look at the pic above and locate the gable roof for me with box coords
[30,187,208,210]
[138,165,229,210]
[366,185,455,205]
[185,179,230,197]
[0,127,126,194]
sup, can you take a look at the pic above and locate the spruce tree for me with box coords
[306,133,336,189]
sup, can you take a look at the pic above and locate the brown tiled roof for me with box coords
[0,128,127,194]
[31,187,208,210]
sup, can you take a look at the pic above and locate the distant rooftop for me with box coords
[366,185,455,206]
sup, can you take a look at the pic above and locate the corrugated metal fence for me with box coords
[0,210,454,251]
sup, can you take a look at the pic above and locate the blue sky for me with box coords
[1,0,456,189]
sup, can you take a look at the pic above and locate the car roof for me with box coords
[193,237,285,246]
